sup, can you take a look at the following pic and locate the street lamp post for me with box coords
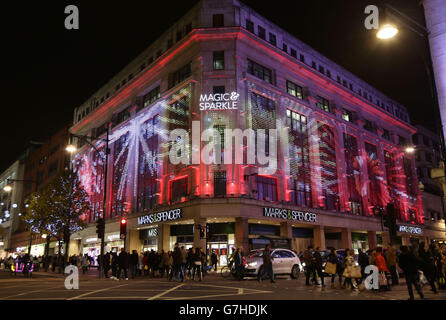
[66,124,110,279]
[376,3,446,240]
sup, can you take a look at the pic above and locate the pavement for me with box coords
[0,269,445,300]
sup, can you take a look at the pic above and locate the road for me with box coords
[0,269,445,300]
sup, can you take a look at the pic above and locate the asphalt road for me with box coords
[0,269,445,300]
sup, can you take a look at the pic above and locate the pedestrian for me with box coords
[258,244,275,283]
[303,246,316,286]
[375,247,390,291]
[200,248,207,278]
[170,243,182,281]
[192,248,202,281]
[186,248,194,279]
[419,242,438,294]
[159,250,169,278]
[358,248,369,280]
[386,244,399,285]
[233,247,243,281]
[327,248,342,289]
[211,251,218,272]
[117,248,129,280]
[342,249,358,291]
[398,245,424,300]
[129,250,139,279]
[111,251,118,280]
[81,254,88,275]
[104,251,111,278]
[143,252,149,276]
[138,252,144,277]
[180,246,187,280]
[313,247,325,287]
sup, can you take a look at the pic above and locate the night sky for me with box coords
[3,0,434,173]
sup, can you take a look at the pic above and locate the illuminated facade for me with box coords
[69,0,437,261]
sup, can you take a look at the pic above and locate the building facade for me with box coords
[414,125,446,244]
[0,160,25,257]
[9,125,72,257]
[68,0,436,265]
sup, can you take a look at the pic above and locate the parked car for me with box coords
[245,248,303,279]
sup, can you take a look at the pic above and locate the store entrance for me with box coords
[208,242,233,267]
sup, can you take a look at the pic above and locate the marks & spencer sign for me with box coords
[263,207,317,223]
[137,208,182,225]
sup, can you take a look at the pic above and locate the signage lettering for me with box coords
[398,225,422,235]
[199,92,239,111]
[263,207,317,223]
[137,208,182,225]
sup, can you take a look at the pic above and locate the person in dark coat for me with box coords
[419,242,438,294]
[313,247,325,287]
[211,251,218,272]
[104,252,111,278]
[303,246,316,286]
[398,245,424,300]
[129,250,139,279]
[192,248,203,281]
[111,252,118,279]
[258,244,275,283]
[117,248,129,280]
[327,248,342,289]
[358,248,369,279]
[233,248,244,281]
[170,243,182,281]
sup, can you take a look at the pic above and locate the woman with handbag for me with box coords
[375,247,391,291]
[342,249,358,291]
[327,248,341,289]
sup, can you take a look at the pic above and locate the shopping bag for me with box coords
[351,266,362,279]
[419,271,428,285]
[342,267,351,278]
[324,262,337,275]
[378,272,387,286]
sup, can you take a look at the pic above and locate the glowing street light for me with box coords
[405,146,416,153]
[377,24,399,39]
[3,185,12,192]
[65,144,77,153]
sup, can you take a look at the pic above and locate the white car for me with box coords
[244,248,303,279]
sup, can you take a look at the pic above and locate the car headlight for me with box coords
[355,262,359,266]
[302,262,306,267]
[248,261,257,267]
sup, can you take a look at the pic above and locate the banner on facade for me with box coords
[137,208,182,225]
[263,207,317,223]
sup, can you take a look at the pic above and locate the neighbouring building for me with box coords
[9,125,72,257]
[68,0,435,266]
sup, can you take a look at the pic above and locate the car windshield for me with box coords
[248,250,263,258]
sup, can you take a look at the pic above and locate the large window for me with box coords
[137,115,159,212]
[318,124,339,211]
[213,51,224,70]
[168,62,191,89]
[286,81,303,100]
[170,177,188,204]
[258,25,266,39]
[248,59,273,84]
[287,110,312,208]
[143,86,161,108]
[254,175,278,202]
[365,142,381,208]
[344,133,362,214]
[342,109,353,122]
[214,171,227,197]
[112,132,130,217]
[316,96,330,113]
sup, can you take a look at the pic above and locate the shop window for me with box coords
[170,177,188,204]
[254,175,278,202]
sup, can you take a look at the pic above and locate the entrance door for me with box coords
[208,243,229,266]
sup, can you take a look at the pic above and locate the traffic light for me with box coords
[120,218,127,239]
[198,224,205,239]
[96,218,105,238]
[385,203,398,240]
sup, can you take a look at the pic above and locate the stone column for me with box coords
[193,218,207,250]
[158,223,171,252]
[128,229,140,253]
[235,217,249,254]
[280,221,292,238]
[341,228,352,249]
[313,225,326,249]
[68,239,80,256]
[381,232,390,247]
[367,231,377,250]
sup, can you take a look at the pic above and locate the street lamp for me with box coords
[405,146,416,154]
[3,185,12,192]
[376,24,399,39]
[66,126,110,279]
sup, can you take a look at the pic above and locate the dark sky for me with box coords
[3,0,435,172]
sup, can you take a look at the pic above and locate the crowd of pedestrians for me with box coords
[301,241,445,300]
